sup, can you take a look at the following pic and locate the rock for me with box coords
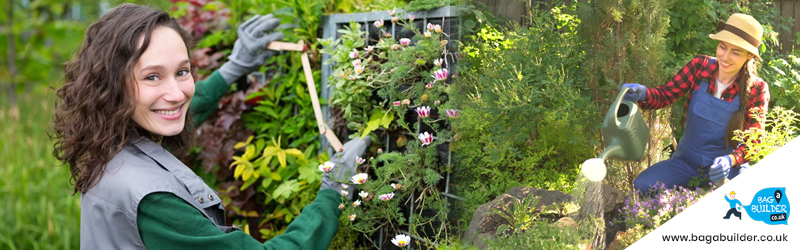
[463,187,574,248]
[463,194,516,249]
[606,231,627,250]
[556,217,577,228]
[507,187,574,209]
[462,185,626,249]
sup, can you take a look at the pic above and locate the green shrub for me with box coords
[483,219,596,250]
[733,106,799,164]
[453,1,595,227]
[761,52,800,115]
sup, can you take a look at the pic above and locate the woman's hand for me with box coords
[622,83,647,102]
[709,155,733,182]
[320,137,372,200]
[218,14,284,84]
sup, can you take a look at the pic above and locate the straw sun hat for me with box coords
[709,13,764,60]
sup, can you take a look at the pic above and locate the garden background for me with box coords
[1,0,799,249]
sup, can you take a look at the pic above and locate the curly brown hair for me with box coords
[52,3,196,194]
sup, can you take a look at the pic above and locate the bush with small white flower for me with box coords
[320,7,459,248]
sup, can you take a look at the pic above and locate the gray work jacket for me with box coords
[80,138,232,249]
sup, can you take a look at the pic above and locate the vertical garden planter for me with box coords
[320,6,465,249]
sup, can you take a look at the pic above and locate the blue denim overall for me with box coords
[633,58,748,194]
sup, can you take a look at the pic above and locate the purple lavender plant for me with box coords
[614,182,714,230]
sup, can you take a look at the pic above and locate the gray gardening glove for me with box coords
[320,137,372,200]
[218,14,284,84]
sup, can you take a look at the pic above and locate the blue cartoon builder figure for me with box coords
[724,191,743,220]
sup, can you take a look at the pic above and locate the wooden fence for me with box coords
[776,0,800,51]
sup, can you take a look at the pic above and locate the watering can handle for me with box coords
[610,87,632,125]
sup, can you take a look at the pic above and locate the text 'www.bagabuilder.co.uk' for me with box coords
[661,233,788,244]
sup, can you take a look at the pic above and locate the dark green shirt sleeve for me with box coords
[189,70,230,126]
[137,189,341,250]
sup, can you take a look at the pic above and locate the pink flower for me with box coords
[354,65,365,75]
[434,58,443,66]
[341,190,349,197]
[356,156,366,164]
[399,38,411,46]
[431,68,449,81]
[318,161,335,172]
[374,20,384,28]
[445,109,461,119]
[351,173,368,185]
[416,106,431,118]
[384,32,392,38]
[393,101,401,106]
[425,82,434,89]
[427,23,435,31]
[408,14,415,22]
[352,59,361,67]
[378,192,395,201]
[377,148,383,153]
[349,49,358,59]
[434,24,442,33]
[434,100,440,105]
[418,131,433,146]
[365,45,374,54]
[388,7,396,16]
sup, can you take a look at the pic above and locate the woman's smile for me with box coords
[151,104,185,120]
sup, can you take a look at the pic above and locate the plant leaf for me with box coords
[234,135,254,150]
[496,224,510,235]
[273,180,300,200]
[277,150,287,168]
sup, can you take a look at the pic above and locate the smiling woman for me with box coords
[620,13,771,195]
[50,3,365,250]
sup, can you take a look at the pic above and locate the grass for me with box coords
[0,89,80,250]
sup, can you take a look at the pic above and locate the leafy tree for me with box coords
[578,0,675,194]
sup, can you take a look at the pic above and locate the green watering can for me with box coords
[598,87,650,161]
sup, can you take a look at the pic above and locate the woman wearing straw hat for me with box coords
[622,13,770,194]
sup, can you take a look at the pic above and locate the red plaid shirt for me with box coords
[638,55,770,166]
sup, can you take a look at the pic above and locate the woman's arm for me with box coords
[638,55,710,110]
[189,71,230,126]
[138,189,341,250]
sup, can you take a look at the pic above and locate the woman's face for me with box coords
[715,41,754,77]
[131,26,194,137]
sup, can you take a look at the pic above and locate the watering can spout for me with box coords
[598,143,622,160]
[599,87,650,161]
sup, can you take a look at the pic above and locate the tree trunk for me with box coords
[6,0,16,106]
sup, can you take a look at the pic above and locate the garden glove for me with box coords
[320,137,372,200]
[218,14,284,84]
[621,83,647,102]
[709,155,733,182]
